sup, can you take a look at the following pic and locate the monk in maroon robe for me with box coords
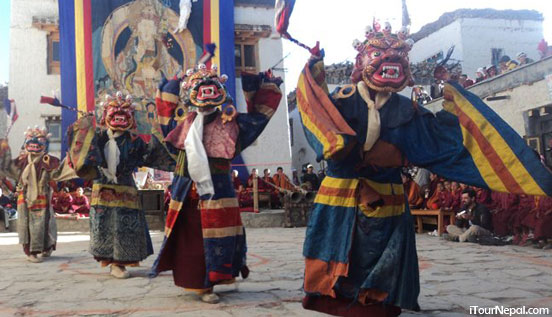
[491,192,519,237]
[53,188,74,214]
[71,187,90,215]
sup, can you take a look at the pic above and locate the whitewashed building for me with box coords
[8,0,291,175]
[422,56,552,167]
[409,9,543,82]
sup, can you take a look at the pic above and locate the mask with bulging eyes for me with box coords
[100,92,137,131]
[351,22,414,93]
[24,127,50,154]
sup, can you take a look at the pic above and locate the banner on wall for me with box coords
[58,0,236,154]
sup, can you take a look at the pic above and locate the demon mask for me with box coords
[100,92,136,131]
[24,126,50,154]
[351,22,414,93]
[180,63,232,110]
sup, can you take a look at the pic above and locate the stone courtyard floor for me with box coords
[0,228,551,316]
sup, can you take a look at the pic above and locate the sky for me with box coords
[0,0,550,85]
[0,0,9,85]
[280,0,552,87]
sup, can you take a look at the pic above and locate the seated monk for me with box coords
[440,181,454,212]
[272,167,294,191]
[246,168,260,189]
[532,196,552,249]
[53,187,74,214]
[401,172,423,209]
[233,170,251,208]
[260,169,280,207]
[490,192,518,237]
[475,187,492,208]
[232,170,244,193]
[449,182,462,212]
[426,182,444,210]
[511,194,535,245]
[71,187,90,215]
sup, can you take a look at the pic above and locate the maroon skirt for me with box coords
[155,198,208,291]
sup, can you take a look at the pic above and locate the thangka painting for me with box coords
[59,0,236,152]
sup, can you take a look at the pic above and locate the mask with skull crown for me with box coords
[100,92,136,131]
[180,63,232,109]
[351,21,415,92]
[24,126,50,154]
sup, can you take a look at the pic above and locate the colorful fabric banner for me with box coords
[58,0,236,155]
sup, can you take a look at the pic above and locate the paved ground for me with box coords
[1,228,551,317]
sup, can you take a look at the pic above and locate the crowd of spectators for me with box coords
[403,168,552,250]
[230,164,324,210]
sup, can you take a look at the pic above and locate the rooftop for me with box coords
[411,9,543,42]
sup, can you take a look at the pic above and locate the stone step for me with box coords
[240,209,285,228]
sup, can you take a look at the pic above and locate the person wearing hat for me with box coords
[301,164,320,190]
[486,64,498,78]
[516,52,534,65]
[475,67,487,83]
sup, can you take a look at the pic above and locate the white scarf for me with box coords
[185,109,215,198]
[357,81,391,152]
[102,129,123,183]
[20,153,43,202]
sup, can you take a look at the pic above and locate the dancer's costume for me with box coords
[0,128,76,256]
[296,23,552,316]
[152,65,282,293]
[67,93,174,266]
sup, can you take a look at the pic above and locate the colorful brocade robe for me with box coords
[0,150,76,254]
[296,59,552,310]
[67,118,175,264]
[153,72,282,289]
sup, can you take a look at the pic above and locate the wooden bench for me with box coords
[411,209,455,236]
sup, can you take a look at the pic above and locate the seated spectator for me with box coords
[426,182,444,210]
[450,181,462,211]
[516,52,534,65]
[71,187,90,215]
[0,188,17,228]
[301,164,320,191]
[486,64,498,78]
[291,169,300,186]
[246,168,260,189]
[475,187,492,208]
[511,194,536,245]
[491,192,519,237]
[261,169,280,207]
[445,188,493,242]
[260,168,276,191]
[401,172,423,209]
[458,74,468,87]
[272,167,294,191]
[53,187,74,214]
[475,67,487,83]
[537,39,552,59]
[499,56,511,74]
[530,196,552,249]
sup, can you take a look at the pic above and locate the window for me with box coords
[48,31,60,74]
[45,116,61,152]
[235,42,258,74]
[491,48,503,68]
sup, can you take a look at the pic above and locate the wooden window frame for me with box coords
[235,41,259,76]
[47,31,60,75]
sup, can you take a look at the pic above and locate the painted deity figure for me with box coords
[152,64,282,303]
[66,92,174,279]
[296,22,552,316]
[0,128,77,263]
